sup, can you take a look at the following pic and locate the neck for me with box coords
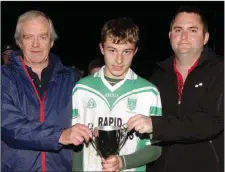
[175,52,201,69]
[24,60,48,80]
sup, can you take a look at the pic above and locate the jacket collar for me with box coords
[9,51,70,74]
[156,46,217,72]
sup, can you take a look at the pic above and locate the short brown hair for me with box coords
[170,6,208,34]
[101,17,139,46]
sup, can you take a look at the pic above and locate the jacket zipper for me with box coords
[177,100,181,116]
[164,101,180,172]
[163,146,171,172]
[163,72,181,172]
[209,140,219,172]
[20,56,47,172]
[217,93,223,111]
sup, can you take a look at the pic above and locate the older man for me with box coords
[2,10,92,171]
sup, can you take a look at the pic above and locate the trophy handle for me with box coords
[88,123,104,157]
[118,123,128,152]
[88,123,97,150]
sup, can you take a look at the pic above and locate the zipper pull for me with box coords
[178,100,181,105]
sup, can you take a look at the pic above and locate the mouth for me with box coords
[112,65,123,71]
[178,42,189,45]
[31,51,42,53]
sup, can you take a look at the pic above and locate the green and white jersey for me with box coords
[72,66,162,171]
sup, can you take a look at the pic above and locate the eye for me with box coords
[24,36,32,40]
[40,36,47,40]
[190,29,197,33]
[109,49,116,53]
[124,50,131,55]
[174,29,181,33]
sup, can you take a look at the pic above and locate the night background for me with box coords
[2,1,224,79]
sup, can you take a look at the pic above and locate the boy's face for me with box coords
[99,36,137,79]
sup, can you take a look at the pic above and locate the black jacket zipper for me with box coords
[209,140,219,172]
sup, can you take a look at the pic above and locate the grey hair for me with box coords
[14,10,58,45]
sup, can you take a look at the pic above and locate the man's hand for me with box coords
[59,123,92,146]
[127,114,153,134]
[101,156,122,172]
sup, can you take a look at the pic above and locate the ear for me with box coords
[50,41,54,48]
[203,32,209,45]
[17,40,22,49]
[134,47,138,55]
[99,43,104,55]
[169,31,171,39]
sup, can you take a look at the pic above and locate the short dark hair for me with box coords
[88,58,104,74]
[170,6,208,34]
[101,17,139,47]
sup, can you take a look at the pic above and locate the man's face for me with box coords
[99,37,137,79]
[18,16,53,65]
[169,12,209,56]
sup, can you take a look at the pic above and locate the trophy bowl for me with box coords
[88,123,127,158]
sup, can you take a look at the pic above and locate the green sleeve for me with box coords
[120,145,161,170]
[72,145,83,172]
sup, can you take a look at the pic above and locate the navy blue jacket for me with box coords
[2,52,79,171]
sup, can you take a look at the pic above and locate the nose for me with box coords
[32,37,40,47]
[116,54,123,64]
[181,31,188,39]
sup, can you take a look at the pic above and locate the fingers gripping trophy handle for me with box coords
[119,123,128,152]
[88,123,97,150]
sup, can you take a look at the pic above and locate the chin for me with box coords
[111,71,126,78]
[176,48,191,53]
[30,59,46,63]
[178,51,191,54]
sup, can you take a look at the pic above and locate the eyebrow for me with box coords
[106,46,116,49]
[173,26,199,30]
[39,33,49,36]
[23,34,33,37]
[189,26,198,29]
[173,26,182,29]
[23,33,49,36]
[124,49,134,51]
[106,46,134,51]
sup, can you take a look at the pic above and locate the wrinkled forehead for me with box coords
[21,16,50,34]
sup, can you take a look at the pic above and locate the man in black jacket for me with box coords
[126,6,224,172]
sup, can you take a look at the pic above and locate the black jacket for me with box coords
[148,47,224,172]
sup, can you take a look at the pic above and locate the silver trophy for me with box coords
[88,123,128,158]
